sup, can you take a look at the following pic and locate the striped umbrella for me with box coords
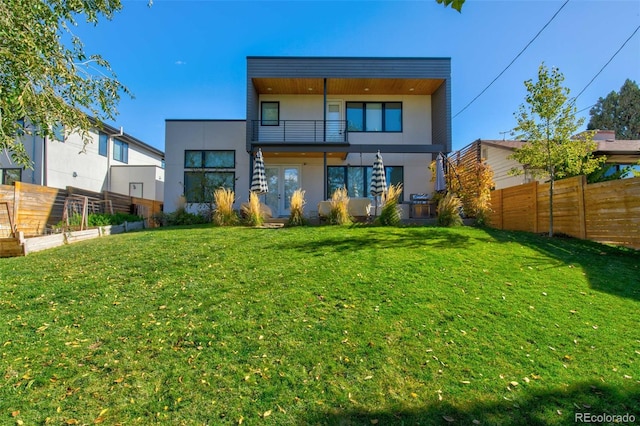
[370,150,387,216]
[250,149,268,194]
[435,153,446,192]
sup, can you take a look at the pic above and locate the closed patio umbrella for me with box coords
[435,152,446,192]
[250,149,268,194]
[370,150,387,216]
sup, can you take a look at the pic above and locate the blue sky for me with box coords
[74,0,640,152]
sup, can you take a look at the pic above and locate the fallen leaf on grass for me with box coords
[370,420,379,425]
[262,410,272,418]
[443,416,455,422]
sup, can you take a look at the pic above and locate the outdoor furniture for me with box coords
[348,198,372,222]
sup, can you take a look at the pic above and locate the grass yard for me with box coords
[1,225,639,425]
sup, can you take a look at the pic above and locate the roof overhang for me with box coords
[252,77,444,96]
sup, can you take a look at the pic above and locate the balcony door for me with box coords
[264,165,300,217]
[326,100,343,142]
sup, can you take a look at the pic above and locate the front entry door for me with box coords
[264,166,300,217]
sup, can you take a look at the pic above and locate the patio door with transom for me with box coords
[264,166,300,217]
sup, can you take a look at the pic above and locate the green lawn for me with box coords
[1,225,639,425]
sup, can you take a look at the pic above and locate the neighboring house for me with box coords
[0,120,165,201]
[455,130,640,190]
[165,56,452,217]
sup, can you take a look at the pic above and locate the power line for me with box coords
[452,0,570,119]
[571,24,640,104]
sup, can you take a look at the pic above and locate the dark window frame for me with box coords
[346,102,403,133]
[184,150,235,169]
[1,168,22,185]
[327,165,404,201]
[183,171,236,203]
[261,101,280,126]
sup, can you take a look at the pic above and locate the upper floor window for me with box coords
[346,102,402,132]
[99,133,108,157]
[261,102,279,126]
[184,150,235,169]
[113,139,128,163]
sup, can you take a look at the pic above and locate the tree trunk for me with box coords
[548,177,554,238]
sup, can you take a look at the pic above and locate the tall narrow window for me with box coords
[99,133,108,157]
[261,102,279,126]
[113,139,129,163]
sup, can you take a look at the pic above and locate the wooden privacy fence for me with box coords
[488,175,640,249]
[0,182,163,237]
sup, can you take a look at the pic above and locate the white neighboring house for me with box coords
[0,120,165,201]
[454,130,640,190]
[164,56,452,217]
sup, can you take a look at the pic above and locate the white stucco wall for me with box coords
[164,120,248,213]
[111,165,165,201]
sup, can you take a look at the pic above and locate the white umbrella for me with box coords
[370,150,387,216]
[250,149,268,194]
[435,152,446,192]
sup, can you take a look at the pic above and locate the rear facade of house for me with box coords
[165,56,452,217]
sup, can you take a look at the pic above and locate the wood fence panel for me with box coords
[501,181,537,232]
[488,188,503,229]
[536,176,586,238]
[105,191,134,214]
[131,197,163,227]
[14,182,61,236]
[584,177,640,249]
[0,185,15,237]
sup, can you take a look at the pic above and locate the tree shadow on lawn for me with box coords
[276,227,483,254]
[305,381,639,425]
[482,228,640,302]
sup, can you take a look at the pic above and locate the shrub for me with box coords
[287,189,307,226]
[437,192,463,227]
[377,183,403,226]
[242,192,264,227]
[213,188,239,226]
[154,208,208,227]
[327,187,351,225]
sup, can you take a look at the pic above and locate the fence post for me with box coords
[532,181,538,234]
[576,175,587,239]
[13,182,21,234]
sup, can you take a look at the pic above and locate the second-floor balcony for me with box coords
[250,120,349,144]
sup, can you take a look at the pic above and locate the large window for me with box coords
[113,139,128,163]
[327,166,404,200]
[184,171,235,203]
[99,132,108,157]
[184,150,236,203]
[184,150,235,168]
[1,168,21,185]
[261,102,280,126]
[346,102,402,132]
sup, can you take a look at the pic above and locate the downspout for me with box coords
[42,136,47,186]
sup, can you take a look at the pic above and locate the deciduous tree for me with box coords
[0,0,130,168]
[510,64,605,237]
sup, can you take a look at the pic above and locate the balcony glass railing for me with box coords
[251,120,348,143]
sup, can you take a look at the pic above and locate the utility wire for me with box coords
[570,24,640,104]
[452,0,570,119]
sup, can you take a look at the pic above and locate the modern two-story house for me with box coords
[165,56,451,217]
[1,120,165,201]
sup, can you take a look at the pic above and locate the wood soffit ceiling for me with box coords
[252,78,444,95]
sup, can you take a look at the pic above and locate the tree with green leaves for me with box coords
[0,0,130,168]
[587,79,640,140]
[435,0,465,12]
[510,64,605,237]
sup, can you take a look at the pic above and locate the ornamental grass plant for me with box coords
[242,191,264,227]
[212,187,239,226]
[327,187,351,225]
[287,189,307,226]
[437,192,463,227]
[377,183,403,226]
